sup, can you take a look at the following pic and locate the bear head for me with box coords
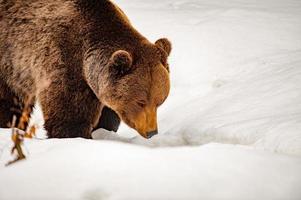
[86,38,172,139]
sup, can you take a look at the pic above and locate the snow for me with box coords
[1,133,301,200]
[1,0,301,199]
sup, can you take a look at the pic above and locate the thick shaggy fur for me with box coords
[0,0,171,138]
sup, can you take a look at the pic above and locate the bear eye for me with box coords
[137,100,146,108]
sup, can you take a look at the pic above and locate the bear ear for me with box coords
[108,50,133,77]
[155,38,172,56]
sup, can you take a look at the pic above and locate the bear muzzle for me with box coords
[146,130,158,138]
[131,106,158,139]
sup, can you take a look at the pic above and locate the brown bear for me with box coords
[0,0,171,139]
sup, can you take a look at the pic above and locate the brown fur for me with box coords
[0,0,171,138]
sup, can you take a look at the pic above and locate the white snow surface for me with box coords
[1,0,301,199]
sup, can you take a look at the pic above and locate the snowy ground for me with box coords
[1,0,301,199]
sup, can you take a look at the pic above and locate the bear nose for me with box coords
[146,130,158,139]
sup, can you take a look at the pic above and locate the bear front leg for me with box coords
[44,118,94,138]
[39,81,102,138]
[93,106,121,132]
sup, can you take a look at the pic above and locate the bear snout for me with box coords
[146,130,158,139]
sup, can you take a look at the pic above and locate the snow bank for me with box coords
[1,0,301,199]
[1,132,301,200]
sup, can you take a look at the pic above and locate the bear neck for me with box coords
[83,48,112,101]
